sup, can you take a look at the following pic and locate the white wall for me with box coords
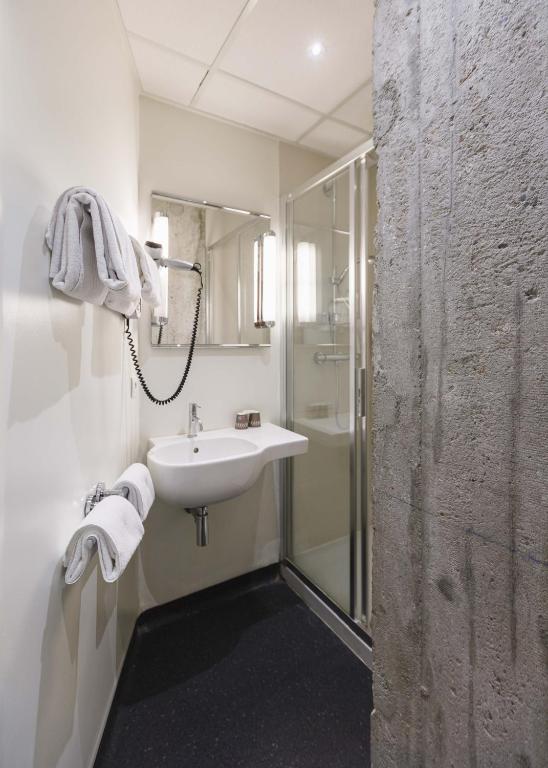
[138,97,282,436]
[278,141,335,196]
[0,45,330,762]
[0,2,140,768]
[137,97,330,609]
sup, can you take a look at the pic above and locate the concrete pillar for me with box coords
[372,1,547,766]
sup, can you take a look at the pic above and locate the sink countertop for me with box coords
[148,422,308,462]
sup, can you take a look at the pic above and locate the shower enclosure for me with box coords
[283,142,376,657]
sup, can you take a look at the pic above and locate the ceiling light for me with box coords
[308,41,325,58]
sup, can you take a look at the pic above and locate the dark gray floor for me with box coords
[95,566,372,768]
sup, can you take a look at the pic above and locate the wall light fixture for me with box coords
[254,230,277,328]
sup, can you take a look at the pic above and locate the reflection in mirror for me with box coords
[150,194,273,347]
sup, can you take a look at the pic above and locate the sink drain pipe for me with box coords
[186,506,209,546]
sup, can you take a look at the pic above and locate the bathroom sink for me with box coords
[147,423,308,509]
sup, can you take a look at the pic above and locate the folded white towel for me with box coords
[46,186,141,317]
[63,496,144,584]
[113,463,155,522]
[130,237,162,309]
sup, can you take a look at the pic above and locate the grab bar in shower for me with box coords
[313,351,351,364]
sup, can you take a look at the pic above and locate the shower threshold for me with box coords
[281,560,372,670]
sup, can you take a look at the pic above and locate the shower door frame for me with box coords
[281,140,376,663]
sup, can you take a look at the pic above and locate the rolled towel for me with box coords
[113,463,155,522]
[46,186,141,317]
[130,237,162,309]
[64,496,144,584]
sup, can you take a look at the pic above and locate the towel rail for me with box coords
[84,482,129,517]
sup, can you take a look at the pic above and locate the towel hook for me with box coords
[84,482,129,516]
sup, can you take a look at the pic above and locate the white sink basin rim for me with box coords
[151,436,259,467]
[147,423,308,509]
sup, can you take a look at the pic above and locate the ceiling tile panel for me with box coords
[118,0,247,64]
[300,120,367,158]
[219,0,374,113]
[333,83,373,133]
[195,72,319,142]
[130,35,206,106]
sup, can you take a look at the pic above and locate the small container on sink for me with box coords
[248,410,261,428]
[235,412,249,430]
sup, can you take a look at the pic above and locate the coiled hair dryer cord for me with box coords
[125,278,202,406]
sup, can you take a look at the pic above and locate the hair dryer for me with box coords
[144,240,201,275]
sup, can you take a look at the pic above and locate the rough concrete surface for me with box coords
[372,1,547,766]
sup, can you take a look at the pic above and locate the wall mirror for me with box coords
[149,193,275,347]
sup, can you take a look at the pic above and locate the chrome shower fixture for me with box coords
[314,351,351,365]
[330,264,349,286]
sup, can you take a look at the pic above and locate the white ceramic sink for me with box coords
[147,423,308,509]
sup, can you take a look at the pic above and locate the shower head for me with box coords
[330,264,349,286]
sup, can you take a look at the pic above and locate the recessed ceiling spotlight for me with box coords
[308,41,326,58]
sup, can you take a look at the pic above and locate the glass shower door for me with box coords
[287,166,353,613]
[285,144,375,629]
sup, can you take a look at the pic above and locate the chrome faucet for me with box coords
[187,402,203,437]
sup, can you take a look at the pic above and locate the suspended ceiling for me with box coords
[117,0,374,158]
